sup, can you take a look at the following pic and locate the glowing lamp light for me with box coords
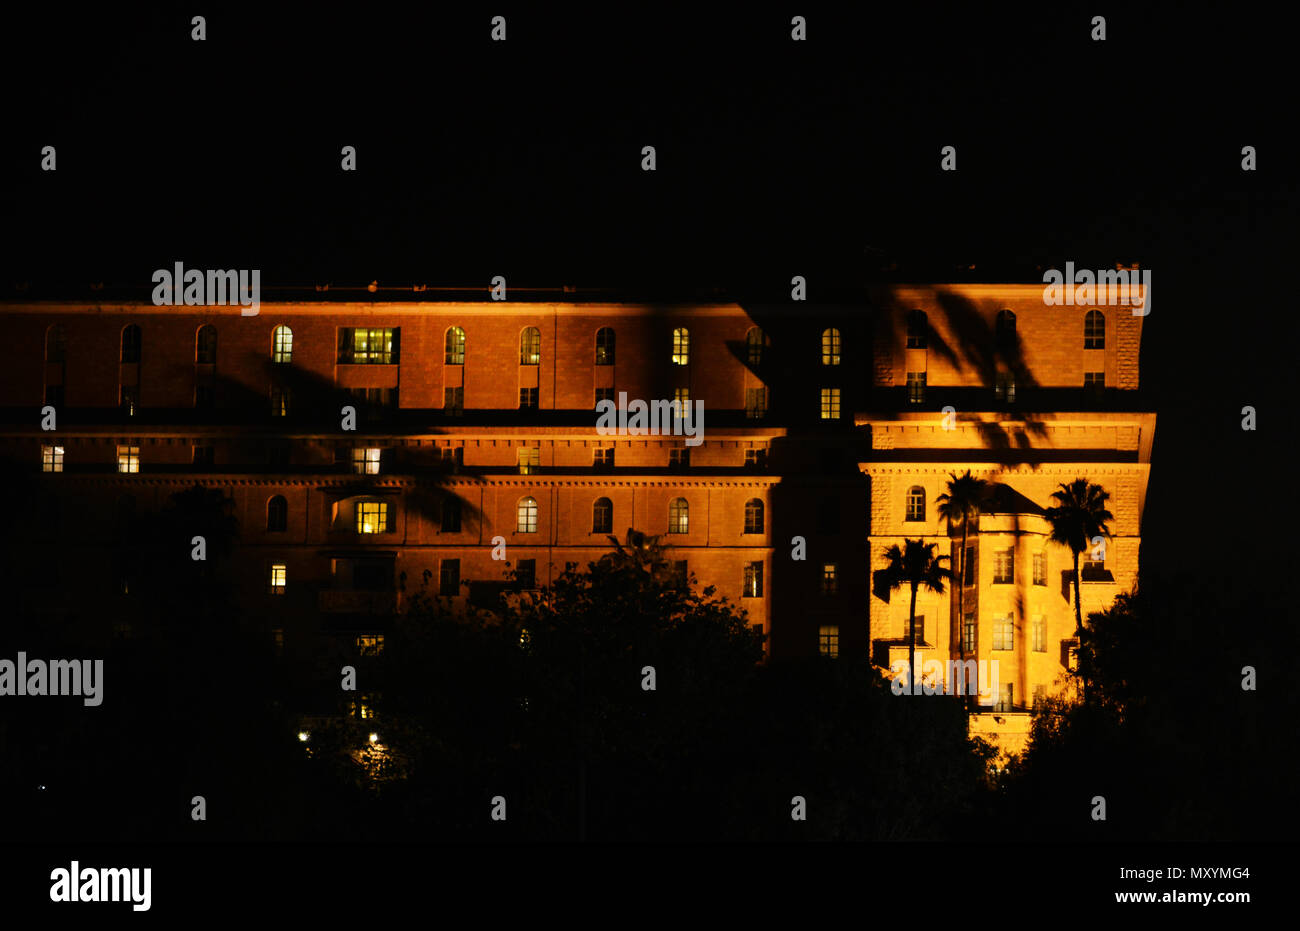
[368,733,379,744]
[297,731,310,742]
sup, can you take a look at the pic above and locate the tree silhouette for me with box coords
[880,539,952,693]
[935,470,990,704]
[1044,478,1114,699]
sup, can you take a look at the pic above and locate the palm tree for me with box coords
[1044,478,1114,695]
[881,539,952,694]
[935,471,990,675]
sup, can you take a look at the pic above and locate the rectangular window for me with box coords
[441,496,462,533]
[593,447,614,468]
[120,385,139,417]
[669,447,690,469]
[907,614,925,644]
[673,387,690,411]
[271,385,291,417]
[356,635,384,656]
[819,625,839,658]
[339,327,399,364]
[993,548,1014,584]
[444,386,464,415]
[44,384,64,408]
[1032,615,1046,652]
[1033,552,1047,586]
[42,445,64,473]
[995,372,1016,403]
[994,684,1014,713]
[519,387,539,410]
[672,560,688,591]
[1033,686,1046,710]
[117,445,140,474]
[744,448,768,470]
[352,447,382,475]
[439,558,460,596]
[516,558,536,591]
[745,387,767,419]
[820,387,841,420]
[356,501,392,534]
[518,447,540,475]
[195,384,214,409]
[962,614,977,654]
[993,614,1014,651]
[964,545,977,585]
[193,445,215,468]
[1084,371,1105,394]
[743,561,763,598]
[822,563,838,596]
[595,387,615,408]
[906,372,926,404]
[269,564,287,594]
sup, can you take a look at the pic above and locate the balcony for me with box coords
[318,590,400,614]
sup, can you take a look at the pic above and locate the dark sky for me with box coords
[2,5,1294,581]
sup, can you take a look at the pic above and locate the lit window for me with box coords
[819,625,839,657]
[905,486,925,522]
[46,324,67,363]
[444,386,464,415]
[42,445,64,473]
[993,548,1014,584]
[120,325,141,363]
[822,563,837,596]
[520,327,541,365]
[516,496,538,533]
[743,498,764,534]
[445,326,466,365]
[267,495,287,532]
[518,447,540,475]
[117,445,139,474]
[746,327,767,367]
[272,325,293,363]
[1033,552,1047,586]
[195,325,217,364]
[1032,615,1046,653]
[269,564,287,594]
[743,561,763,598]
[592,497,613,534]
[821,328,841,365]
[906,372,926,404]
[745,387,767,419]
[355,500,392,534]
[671,328,690,365]
[906,311,927,349]
[993,614,1014,651]
[1084,310,1105,349]
[668,497,689,534]
[820,387,841,419]
[352,447,382,475]
[357,635,384,656]
[673,387,690,413]
[339,327,399,364]
[519,387,539,410]
[595,327,615,365]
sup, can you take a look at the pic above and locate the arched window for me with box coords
[266,495,287,532]
[595,327,615,365]
[906,311,928,349]
[45,324,66,363]
[746,327,767,367]
[905,486,926,522]
[517,496,538,533]
[520,327,541,365]
[196,325,217,364]
[668,497,689,534]
[445,326,466,365]
[1084,310,1105,349]
[821,328,841,365]
[671,328,690,365]
[995,310,1016,346]
[592,497,613,534]
[744,498,764,534]
[272,325,293,363]
[121,325,142,363]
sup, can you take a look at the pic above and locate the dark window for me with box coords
[995,310,1016,347]
[1033,552,1047,586]
[905,486,925,522]
[44,384,64,408]
[595,387,615,408]
[671,560,688,591]
[746,327,767,367]
[196,325,217,364]
[519,387,539,410]
[743,561,763,597]
[595,327,615,365]
[592,497,613,534]
[441,496,462,533]
[744,498,764,534]
[744,448,768,470]
[1084,310,1105,349]
[906,372,926,404]
[195,384,214,409]
[906,311,928,349]
[516,558,536,590]
[964,545,977,585]
[267,495,288,532]
[817,498,840,534]
[192,445,215,468]
[1084,371,1105,396]
[121,325,141,363]
[995,372,1016,403]
[993,549,1014,584]
[353,560,390,591]
[120,385,139,416]
[46,325,67,363]
[444,386,464,415]
[669,447,690,470]
[745,387,767,419]
[439,558,460,596]
[593,447,614,469]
